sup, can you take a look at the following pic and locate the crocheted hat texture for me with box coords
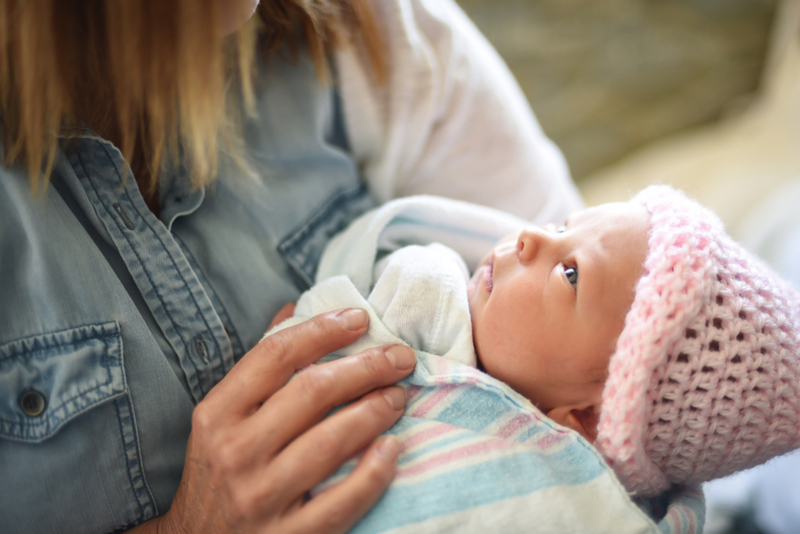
[595,185,800,496]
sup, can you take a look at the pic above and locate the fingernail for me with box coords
[376,436,402,460]
[382,386,406,411]
[336,308,368,331]
[385,346,416,371]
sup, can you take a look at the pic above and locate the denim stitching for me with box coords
[78,145,203,396]
[123,393,159,522]
[0,332,118,363]
[95,142,224,385]
[280,182,366,250]
[114,396,146,527]
[172,232,242,363]
[278,182,370,286]
[0,325,124,440]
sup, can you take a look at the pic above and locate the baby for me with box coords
[470,184,800,495]
[270,185,800,499]
[466,198,649,449]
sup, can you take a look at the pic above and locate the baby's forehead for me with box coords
[573,202,650,359]
[568,201,642,224]
[567,203,650,250]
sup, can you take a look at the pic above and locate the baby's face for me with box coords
[467,202,650,420]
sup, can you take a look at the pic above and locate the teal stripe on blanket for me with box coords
[348,438,608,534]
[429,386,543,434]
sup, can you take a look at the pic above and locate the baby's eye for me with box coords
[555,225,566,234]
[565,266,578,289]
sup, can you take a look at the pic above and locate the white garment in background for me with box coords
[335,0,583,223]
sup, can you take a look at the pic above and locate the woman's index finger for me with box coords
[202,308,370,416]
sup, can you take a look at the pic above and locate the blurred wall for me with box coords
[457,0,777,182]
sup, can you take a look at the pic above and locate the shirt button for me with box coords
[20,390,47,417]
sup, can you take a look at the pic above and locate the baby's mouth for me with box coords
[483,253,494,293]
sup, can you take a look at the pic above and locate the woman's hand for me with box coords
[149,308,416,534]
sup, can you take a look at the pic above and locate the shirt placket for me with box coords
[69,137,234,403]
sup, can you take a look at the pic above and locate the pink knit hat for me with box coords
[595,185,800,496]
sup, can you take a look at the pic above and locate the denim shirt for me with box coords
[0,53,374,533]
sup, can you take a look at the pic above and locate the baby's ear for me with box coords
[546,405,599,443]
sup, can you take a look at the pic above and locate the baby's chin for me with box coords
[474,350,486,372]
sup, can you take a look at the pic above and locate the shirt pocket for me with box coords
[0,322,156,534]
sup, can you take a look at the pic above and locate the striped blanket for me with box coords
[269,196,705,533]
[311,349,704,534]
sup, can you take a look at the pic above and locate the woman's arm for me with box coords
[336,0,583,224]
[128,308,415,534]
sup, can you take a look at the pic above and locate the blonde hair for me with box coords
[0,0,384,194]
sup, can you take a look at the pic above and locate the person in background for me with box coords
[0,1,581,533]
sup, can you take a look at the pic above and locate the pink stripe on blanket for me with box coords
[396,438,518,479]
[532,432,566,450]
[405,385,423,403]
[401,423,458,450]
[496,414,535,439]
[409,383,459,418]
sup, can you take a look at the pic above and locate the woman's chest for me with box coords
[0,53,374,533]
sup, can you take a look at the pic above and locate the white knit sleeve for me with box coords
[369,243,477,366]
[334,0,583,224]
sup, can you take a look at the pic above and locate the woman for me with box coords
[0,0,581,532]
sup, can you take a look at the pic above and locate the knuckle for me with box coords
[298,312,336,340]
[259,313,338,366]
[213,434,244,475]
[296,365,335,406]
[364,455,394,487]
[234,372,257,397]
[229,473,283,524]
[228,486,261,522]
[313,311,340,335]
[313,423,345,460]
[320,503,352,531]
[365,391,394,422]
[259,332,293,366]
[191,401,215,436]
[360,347,390,382]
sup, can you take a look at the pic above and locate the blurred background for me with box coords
[458,1,800,533]
[459,0,800,242]
[460,0,776,182]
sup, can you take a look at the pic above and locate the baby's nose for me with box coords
[516,227,549,262]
